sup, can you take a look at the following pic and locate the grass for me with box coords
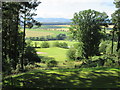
[3,67,120,88]
[36,47,68,62]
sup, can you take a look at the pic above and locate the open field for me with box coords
[25,29,68,37]
[3,67,120,88]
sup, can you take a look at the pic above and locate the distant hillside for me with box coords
[34,18,72,23]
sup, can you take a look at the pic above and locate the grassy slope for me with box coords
[3,67,120,88]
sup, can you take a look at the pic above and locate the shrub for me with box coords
[59,42,68,49]
[53,42,68,49]
[41,56,54,63]
[67,48,76,60]
[56,34,67,40]
[47,59,58,67]
[41,41,50,48]
[52,41,60,47]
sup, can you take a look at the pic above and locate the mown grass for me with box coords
[3,67,120,89]
[36,47,68,62]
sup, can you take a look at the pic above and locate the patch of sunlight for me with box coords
[104,70,117,74]
[79,75,87,78]
[72,80,82,85]
[29,73,35,75]
[56,77,62,80]
[35,77,39,79]
[46,71,62,75]
[19,78,24,81]
[20,82,23,86]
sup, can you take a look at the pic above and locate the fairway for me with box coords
[36,47,68,62]
[3,68,120,88]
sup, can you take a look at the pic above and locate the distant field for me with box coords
[25,29,68,37]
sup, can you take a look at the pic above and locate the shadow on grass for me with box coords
[2,69,120,89]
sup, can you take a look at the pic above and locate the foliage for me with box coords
[59,42,68,49]
[56,34,67,40]
[52,41,60,47]
[70,9,109,58]
[24,46,41,65]
[47,59,58,67]
[99,41,108,54]
[41,41,50,48]
[26,33,67,41]
[67,42,84,60]
[67,48,76,60]
[52,42,68,48]
[80,55,119,68]
[112,0,120,52]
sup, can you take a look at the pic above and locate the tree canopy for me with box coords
[70,9,109,59]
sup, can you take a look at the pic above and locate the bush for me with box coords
[41,41,50,48]
[52,41,60,47]
[59,42,68,48]
[67,48,76,60]
[41,57,58,67]
[47,59,58,67]
[81,55,118,68]
[41,56,54,63]
[53,42,68,49]
[56,34,67,40]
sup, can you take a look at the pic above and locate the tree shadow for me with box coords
[2,69,120,89]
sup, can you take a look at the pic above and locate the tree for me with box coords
[70,9,109,59]
[111,0,120,52]
[2,1,41,73]
[19,1,41,70]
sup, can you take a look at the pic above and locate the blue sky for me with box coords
[34,0,116,19]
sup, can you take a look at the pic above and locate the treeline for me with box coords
[26,34,67,41]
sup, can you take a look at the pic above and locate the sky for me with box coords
[34,0,116,19]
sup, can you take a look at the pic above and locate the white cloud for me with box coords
[34,0,116,19]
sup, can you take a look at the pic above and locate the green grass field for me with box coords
[36,47,68,62]
[3,67,120,88]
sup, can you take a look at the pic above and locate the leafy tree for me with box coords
[2,2,23,72]
[20,1,41,70]
[2,1,41,73]
[111,0,120,52]
[70,9,109,59]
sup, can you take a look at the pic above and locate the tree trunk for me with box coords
[111,31,114,54]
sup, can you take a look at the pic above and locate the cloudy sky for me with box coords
[34,0,116,19]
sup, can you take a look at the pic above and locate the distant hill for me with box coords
[34,18,72,23]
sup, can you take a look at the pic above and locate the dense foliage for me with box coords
[70,9,109,59]
[2,1,41,74]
